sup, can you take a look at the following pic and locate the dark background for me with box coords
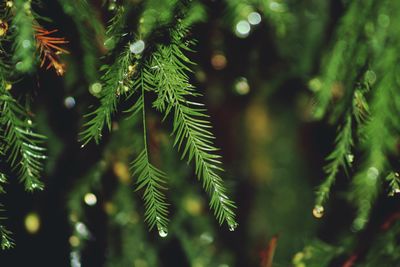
[1,1,395,266]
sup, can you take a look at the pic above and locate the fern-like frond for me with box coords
[131,149,169,233]
[386,172,400,196]
[0,221,13,250]
[0,93,46,191]
[313,0,373,119]
[350,48,399,230]
[128,85,169,234]
[148,31,237,229]
[80,46,135,145]
[0,172,13,249]
[315,114,353,207]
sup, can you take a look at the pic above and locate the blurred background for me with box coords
[0,0,388,266]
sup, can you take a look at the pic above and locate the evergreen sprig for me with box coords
[1,91,46,191]
[350,57,398,230]
[315,114,353,207]
[80,2,236,232]
[0,175,13,250]
[148,30,237,229]
[313,0,373,119]
[80,46,135,145]
[386,172,400,196]
[128,89,170,234]
[12,0,37,73]
[131,149,169,233]
[0,218,14,250]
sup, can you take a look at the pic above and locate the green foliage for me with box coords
[12,0,36,73]
[0,174,13,250]
[292,240,343,267]
[1,91,46,191]
[58,0,104,83]
[386,172,400,196]
[0,218,14,250]
[80,2,236,232]
[80,46,134,145]
[313,0,373,119]
[148,28,237,229]
[139,0,177,37]
[105,184,159,267]
[0,7,46,243]
[128,90,170,233]
[131,149,169,233]
[315,114,353,207]
[362,220,400,267]
[313,0,400,231]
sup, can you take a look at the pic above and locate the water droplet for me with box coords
[234,77,250,95]
[30,183,40,190]
[70,251,81,267]
[312,205,324,219]
[83,193,97,206]
[75,222,90,238]
[64,96,76,109]
[80,144,85,149]
[103,37,115,49]
[269,1,286,12]
[89,82,102,95]
[228,222,238,231]
[130,40,145,54]
[5,82,12,90]
[23,2,30,10]
[22,39,31,48]
[16,61,23,70]
[27,119,32,125]
[69,235,80,247]
[24,212,40,234]
[347,154,354,163]
[158,227,168,238]
[108,2,116,10]
[367,167,379,181]
[247,12,262,25]
[235,20,251,38]
[200,232,214,244]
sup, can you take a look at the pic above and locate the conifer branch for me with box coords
[12,0,36,73]
[0,216,14,250]
[0,174,13,250]
[1,91,46,191]
[386,172,400,196]
[350,49,399,230]
[128,81,169,234]
[80,46,135,145]
[148,31,237,229]
[132,149,169,233]
[139,0,178,37]
[315,114,353,207]
[58,0,104,82]
[313,0,373,119]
